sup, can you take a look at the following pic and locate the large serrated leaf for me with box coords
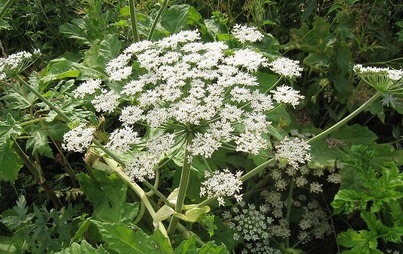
[92,221,172,254]
[83,34,122,71]
[26,130,54,158]
[160,5,191,34]
[77,171,138,223]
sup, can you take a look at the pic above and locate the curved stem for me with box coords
[167,134,192,235]
[128,0,140,42]
[147,0,169,40]
[308,91,382,143]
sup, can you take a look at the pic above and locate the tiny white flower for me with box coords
[62,124,95,152]
[73,79,102,99]
[106,126,140,152]
[275,136,311,169]
[126,154,158,182]
[119,106,144,125]
[200,169,243,206]
[91,90,120,113]
[268,57,303,78]
[232,24,264,43]
[271,85,304,108]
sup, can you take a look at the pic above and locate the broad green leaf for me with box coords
[331,189,365,214]
[92,221,172,254]
[83,34,122,71]
[198,242,229,254]
[331,124,377,146]
[77,171,138,223]
[0,114,23,181]
[55,240,109,254]
[160,5,191,34]
[0,92,31,109]
[26,130,53,158]
[44,121,70,141]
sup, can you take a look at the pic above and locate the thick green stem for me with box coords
[167,135,192,235]
[147,0,169,40]
[308,91,382,143]
[16,76,71,123]
[0,0,14,20]
[128,0,140,42]
[285,176,295,249]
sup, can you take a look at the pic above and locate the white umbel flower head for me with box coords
[62,124,95,152]
[200,169,243,206]
[105,126,140,152]
[268,57,303,79]
[275,136,311,169]
[126,154,158,182]
[353,64,403,94]
[231,24,264,43]
[91,90,120,113]
[0,50,39,79]
[271,85,304,108]
[73,79,102,99]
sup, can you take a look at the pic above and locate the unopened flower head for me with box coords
[268,57,303,79]
[271,85,304,108]
[353,64,403,94]
[232,24,264,43]
[275,136,311,169]
[62,124,95,152]
[200,169,243,206]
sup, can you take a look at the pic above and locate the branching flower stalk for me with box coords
[147,0,169,40]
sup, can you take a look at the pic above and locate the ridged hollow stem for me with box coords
[308,91,382,144]
[16,75,71,123]
[128,0,140,42]
[147,0,169,40]
[167,134,192,235]
[285,176,295,249]
[0,0,14,20]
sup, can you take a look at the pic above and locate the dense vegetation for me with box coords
[1,0,402,253]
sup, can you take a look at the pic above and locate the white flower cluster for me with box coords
[62,124,95,152]
[73,79,102,99]
[227,202,273,241]
[275,136,311,169]
[0,50,39,79]
[232,24,264,43]
[200,169,243,206]
[101,28,287,162]
[126,154,158,182]
[271,85,305,108]
[241,239,282,254]
[105,125,140,152]
[353,64,403,81]
[268,57,303,79]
